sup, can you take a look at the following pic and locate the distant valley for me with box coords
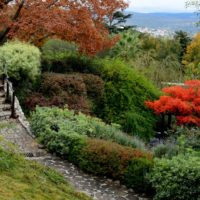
[126,12,200,36]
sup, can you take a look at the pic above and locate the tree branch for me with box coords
[0,0,25,43]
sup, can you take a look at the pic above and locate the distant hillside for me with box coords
[126,12,200,35]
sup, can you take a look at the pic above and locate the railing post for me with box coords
[5,80,10,103]
[11,91,17,118]
[2,74,5,85]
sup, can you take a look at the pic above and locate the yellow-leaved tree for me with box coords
[183,33,200,79]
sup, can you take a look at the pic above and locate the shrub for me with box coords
[78,138,152,192]
[175,127,200,151]
[0,40,41,81]
[25,73,105,114]
[81,73,104,100]
[152,143,179,159]
[24,73,105,114]
[30,107,146,150]
[124,158,153,193]
[30,107,152,193]
[78,138,151,177]
[41,73,87,97]
[94,58,160,139]
[41,39,78,73]
[41,39,98,74]
[148,154,200,200]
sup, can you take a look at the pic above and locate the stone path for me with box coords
[0,119,149,200]
[30,155,148,200]
[0,119,45,156]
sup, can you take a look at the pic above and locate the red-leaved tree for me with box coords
[0,0,127,55]
[146,80,200,127]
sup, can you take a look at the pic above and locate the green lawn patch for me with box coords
[0,148,91,200]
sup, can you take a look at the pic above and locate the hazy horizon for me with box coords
[128,0,195,13]
[126,10,195,14]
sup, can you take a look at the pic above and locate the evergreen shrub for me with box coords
[94,58,160,139]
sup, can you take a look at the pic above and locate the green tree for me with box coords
[183,33,200,79]
[174,30,191,62]
[106,11,133,34]
[107,30,141,60]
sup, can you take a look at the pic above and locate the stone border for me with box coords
[3,80,35,138]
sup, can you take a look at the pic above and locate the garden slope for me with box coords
[0,148,90,200]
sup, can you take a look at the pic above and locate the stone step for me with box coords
[0,85,4,91]
[0,98,5,104]
[0,104,11,111]
[0,92,5,97]
[0,111,11,120]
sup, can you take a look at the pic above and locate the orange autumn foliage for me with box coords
[0,0,127,55]
[146,80,200,126]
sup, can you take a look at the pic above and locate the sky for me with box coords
[128,0,195,13]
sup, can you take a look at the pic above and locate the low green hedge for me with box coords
[30,107,153,193]
[148,154,200,200]
[30,107,146,150]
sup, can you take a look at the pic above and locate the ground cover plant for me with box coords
[30,107,146,150]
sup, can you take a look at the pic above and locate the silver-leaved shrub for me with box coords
[0,40,41,81]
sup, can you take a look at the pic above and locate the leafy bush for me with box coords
[152,126,200,159]
[41,73,87,96]
[94,58,160,139]
[175,127,200,151]
[124,158,153,193]
[78,138,152,192]
[25,73,104,114]
[148,154,200,200]
[30,107,146,150]
[0,40,41,81]
[152,143,179,159]
[30,107,152,193]
[81,73,104,100]
[41,39,77,73]
[41,39,98,74]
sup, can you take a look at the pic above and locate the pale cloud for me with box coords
[127,0,194,12]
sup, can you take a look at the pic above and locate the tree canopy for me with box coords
[183,33,200,79]
[146,80,200,127]
[0,0,127,55]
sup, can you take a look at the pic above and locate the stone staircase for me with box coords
[0,79,46,157]
[0,81,11,120]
